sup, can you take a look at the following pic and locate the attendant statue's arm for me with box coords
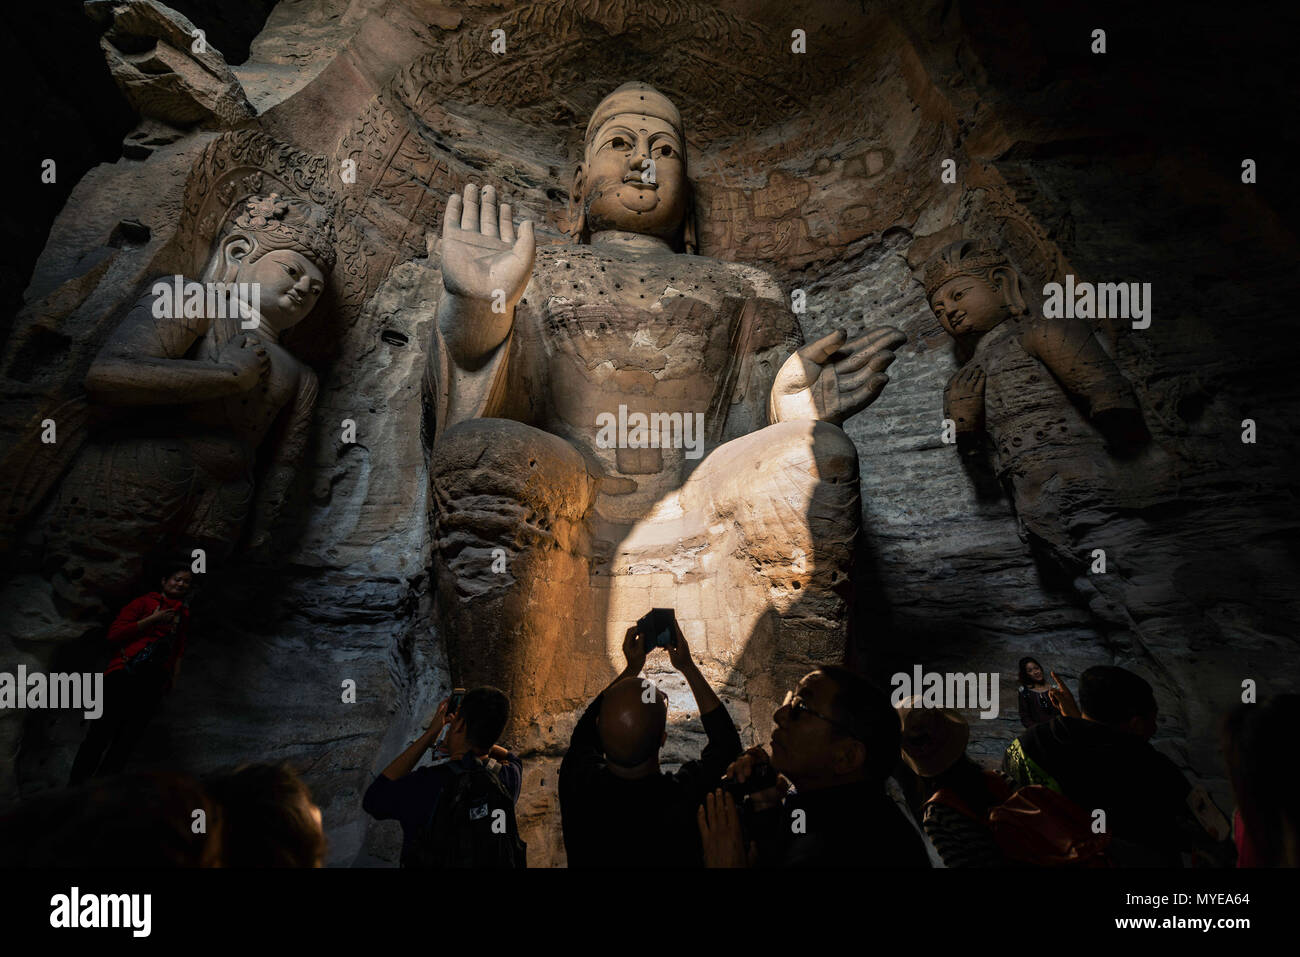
[769,326,907,426]
[247,367,319,549]
[85,294,269,406]
[1021,317,1149,450]
[437,184,535,370]
[944,363,987,455]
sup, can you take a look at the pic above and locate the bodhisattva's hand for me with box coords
[440,184,535,308]
[770,327,907,425]
[944,364,986,432]
[218,334,270,392]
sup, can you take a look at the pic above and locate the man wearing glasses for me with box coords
[698,665,931,868]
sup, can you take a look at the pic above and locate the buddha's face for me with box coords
[578,112,688,242]
[237,248,325,331]
[931,272,1013,341]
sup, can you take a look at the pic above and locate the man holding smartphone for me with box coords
[559,609,742,867]
[362,686,524,866]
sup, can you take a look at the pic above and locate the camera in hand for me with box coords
[637,608,677,650]
[719,762,779,803]
[448,687,466,714]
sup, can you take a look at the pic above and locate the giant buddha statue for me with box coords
[426,83,906,741]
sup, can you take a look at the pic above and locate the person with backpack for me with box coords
[362,686,525,867]
[68,564,194,784]
[897,698,1012,867]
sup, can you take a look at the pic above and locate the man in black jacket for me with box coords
[1003,664,1223,865]
[559,617,741,867]
[698,665,931,868]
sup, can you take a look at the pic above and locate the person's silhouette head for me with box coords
[444,686,510,758]
[1078,666,1158,739]
[771,666,898,792]
[598,675,668,779]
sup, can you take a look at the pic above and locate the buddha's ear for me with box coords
[209,231,254,283]
[992,265,1027,316]
[568,163,586,243]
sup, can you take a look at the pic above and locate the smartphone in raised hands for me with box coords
[637,608,677,650]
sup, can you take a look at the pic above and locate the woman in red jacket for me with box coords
[68,566,194,784]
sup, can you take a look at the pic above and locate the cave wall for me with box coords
[1,0,1296,866]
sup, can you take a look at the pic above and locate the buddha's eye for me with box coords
[657,144,674,157]
[954,290,964,300]
[610,136,629,150]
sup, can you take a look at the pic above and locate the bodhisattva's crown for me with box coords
[922,239,1013,300]
[235,192,338,273]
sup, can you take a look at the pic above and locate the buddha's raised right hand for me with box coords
[440,183,535,308]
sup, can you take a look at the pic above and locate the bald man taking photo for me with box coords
[559,613,742,867]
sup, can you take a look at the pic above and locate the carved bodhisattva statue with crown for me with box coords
[923,239,1155,562]
[33,193,337,621]
[427,82,907,735]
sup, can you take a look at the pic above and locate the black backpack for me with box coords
[404,760,526,868]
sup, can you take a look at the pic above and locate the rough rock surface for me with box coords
[87,0,256,129]
[2,0,1296,866]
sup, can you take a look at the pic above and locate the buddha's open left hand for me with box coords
[440,183,535,308]
[770,326,906,425]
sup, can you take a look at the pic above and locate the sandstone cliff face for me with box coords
[2,0,1296,866]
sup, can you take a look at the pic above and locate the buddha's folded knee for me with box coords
[429,418,597,518]
[686,421,861,576]
[699,419,860,514]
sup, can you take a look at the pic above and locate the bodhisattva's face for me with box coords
[237,248,325,331]
[931,274,1011,341]
[578,113,688,242]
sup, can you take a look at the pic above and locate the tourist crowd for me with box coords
[2,592,1295,869]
